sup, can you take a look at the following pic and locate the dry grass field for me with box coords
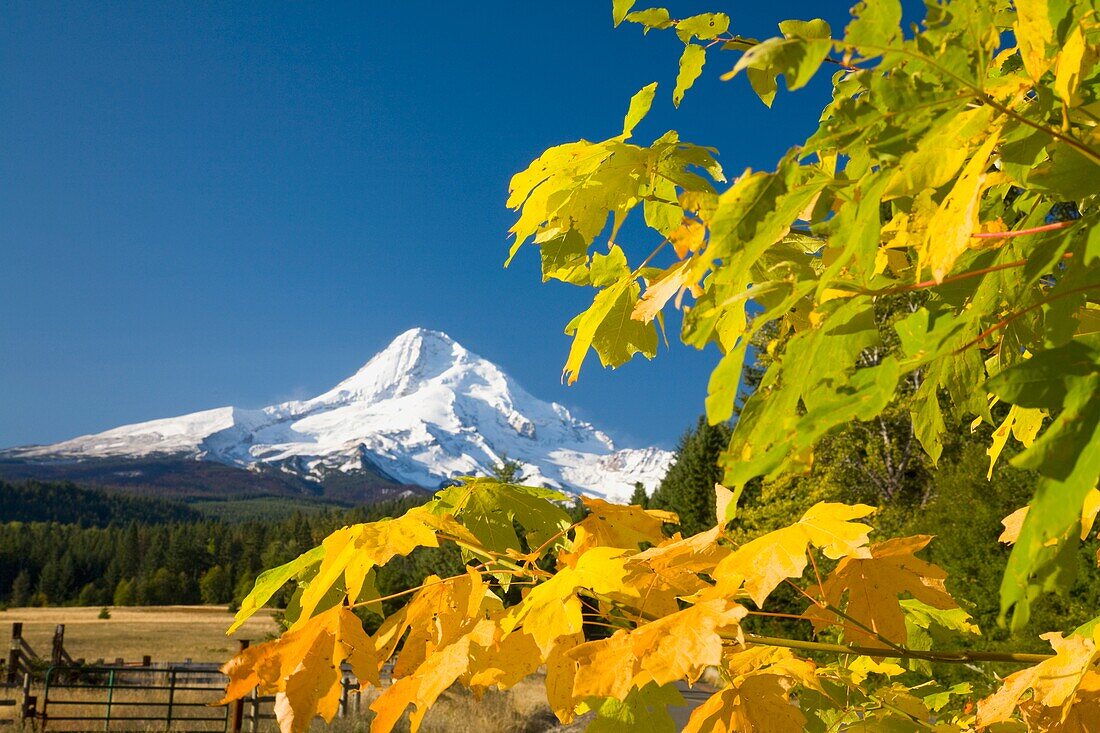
[0,607,701,731]
[1,606,279,664]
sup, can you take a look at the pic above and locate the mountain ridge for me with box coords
[2,329,672,502]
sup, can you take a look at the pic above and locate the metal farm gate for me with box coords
[37,663,367,732]
[42,664,234,731]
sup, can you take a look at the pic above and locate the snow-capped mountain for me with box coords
[3,329,673,502]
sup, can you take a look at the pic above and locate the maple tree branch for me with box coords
[737,633,1053,665]
[854,251,1075,298]
[953,282,1100,354]
[594,589,1052,666]
[970,220,1077,239]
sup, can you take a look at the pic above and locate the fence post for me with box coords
[6,623,23,686]
[17,672,32,723]
[51,624,65,666]
[248,688,259,733]
[231,640,249,733]
[142,655,151,667]
[339,676,349,718]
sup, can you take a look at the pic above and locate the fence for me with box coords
[0,625,379,731]
[41,664,233,732]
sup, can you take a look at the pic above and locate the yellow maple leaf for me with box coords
[298,508,441,622]
[544,634,586,723]
[632,258,695,324]
[683,645,819,732]
[715,483,736,526]
[467,628,543,694]
[568,497,678,558]
[707,502,874,606]
[220,606,380,733]
[978,631,1100,728]
[633,525,730,578]
[987,405,1045,479]
[999,488,1100,545]
[806,535,958,647]
[570,599,747,701]
[1019,673,1100,732]
[922,129,1002,282]
[378,567,500,678]
[1055,19,1094,107]
[683,674,806,733]
[1013,0,1054,82]
[503,547,640,654]
[370,626,483,733]
[847,656,906,686]
[999,506,1030,544]
[670,218,707,258]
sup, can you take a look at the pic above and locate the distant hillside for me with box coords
[0,455,420,506]
[0,479,200,525]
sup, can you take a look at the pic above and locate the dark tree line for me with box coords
[0,479,200,525]
[0,496,426,608]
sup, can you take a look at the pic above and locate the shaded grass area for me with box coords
[295,680,588,733]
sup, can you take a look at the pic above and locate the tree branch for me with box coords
[738,633,1053,664]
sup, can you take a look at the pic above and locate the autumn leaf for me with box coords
[978,630,1100,728]
[683,674,809,733]
[921,128,1002,282]
[806,535,959,647]
[707,502,875,606]
[1013,0,1054,82]
[502,547,641,654]
[220,607,379,733]
[569,497,678,557]
[570,598,745,702]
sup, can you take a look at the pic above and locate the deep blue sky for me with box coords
[1,2,857,450]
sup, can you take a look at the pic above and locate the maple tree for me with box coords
[221,0,1100,730]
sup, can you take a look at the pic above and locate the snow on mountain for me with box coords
[5,329,673,502]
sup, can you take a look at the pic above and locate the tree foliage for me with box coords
[222,1,1100,730]
[650,416,732,534]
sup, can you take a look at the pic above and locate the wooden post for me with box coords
[17,672,32,723]
[51,624,65,666]
[339,676,349,718]
[6,623,23,686]
[141,655,151,667]
[249,688,259,733]
[231,640,249,733]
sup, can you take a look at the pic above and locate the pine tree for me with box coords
[489,454,525,483]
[200,565,233,605]
[628,482,648,508]
[9,569,31,607]
[113,578,135,606]
[649,416,732,535]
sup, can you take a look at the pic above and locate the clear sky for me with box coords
[0,1,857,450]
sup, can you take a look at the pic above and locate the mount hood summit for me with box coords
[2,329,673,503]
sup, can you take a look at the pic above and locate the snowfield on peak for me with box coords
[4,329,673,502]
